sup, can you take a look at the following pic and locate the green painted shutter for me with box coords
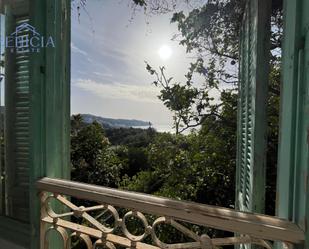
[29,1,71,248]
[0,0,70,248]
[276,0,309,248]
[4,8,30,222]
[236,0,271,216]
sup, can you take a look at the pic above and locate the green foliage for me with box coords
[120,91,237,239]
[132,0,147,6]
[129,0,186,15]
[125,147,150,176]
[142,0,247,133]
[69,3,283,248]
[71,118,125,187]
[105,127,156,147]
[145,63,219,134]
[171,1,244,57]
[70,116,158,188]
[168,0,245,94]
[105,127,156,177]
[122,91,237,209]
[71,121,108,166]
[141,0,282,216]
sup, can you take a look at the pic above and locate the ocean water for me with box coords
[132,124,175,133]
[133,124,199,134]
[153,124,175,133]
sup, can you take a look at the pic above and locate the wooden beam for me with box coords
[37,178,305,244]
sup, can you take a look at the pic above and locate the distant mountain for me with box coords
[79,114,151,129]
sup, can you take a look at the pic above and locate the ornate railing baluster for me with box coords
[37,178,305,249]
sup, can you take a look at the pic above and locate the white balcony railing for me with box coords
[37,177,305,249]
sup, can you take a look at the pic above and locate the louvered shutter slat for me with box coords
[5,15,30,222]
[236,2,270,248]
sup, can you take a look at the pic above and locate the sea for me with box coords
[133,123,199,134]
[132,124,174,133]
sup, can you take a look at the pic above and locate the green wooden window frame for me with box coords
[0,1,71,248]
[276,0,309,248]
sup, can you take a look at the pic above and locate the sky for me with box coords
[71,0,204,128]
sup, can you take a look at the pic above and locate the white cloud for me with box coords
[71,42,88,56]
[73,78,161,103]
[93,72,113,78]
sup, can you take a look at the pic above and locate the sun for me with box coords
[158,45,172,60]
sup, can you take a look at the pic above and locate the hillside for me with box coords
[80,114,150,129]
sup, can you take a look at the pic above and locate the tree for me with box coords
[145,62,228,134]
[71,114,85,136]
[71,0,282,218]
[135,0,282,215]
[136,0,282,133]
[71,121,125,187]
[122,90,237,204]
[121,91,237,239]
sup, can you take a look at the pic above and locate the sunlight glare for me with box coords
[158,45,172,60]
